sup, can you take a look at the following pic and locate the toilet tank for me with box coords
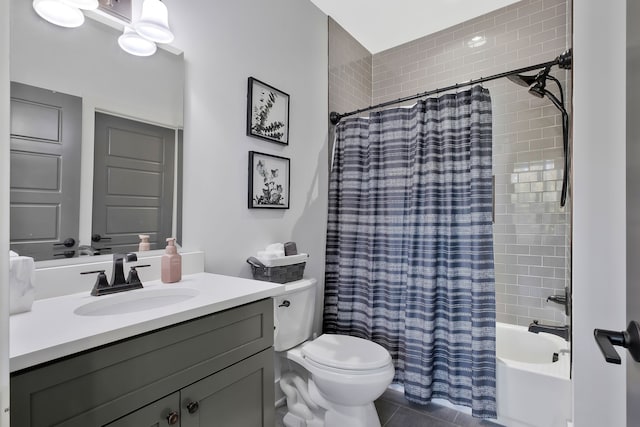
[273,278,317,351]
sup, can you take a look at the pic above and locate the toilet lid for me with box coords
[301,334,391,371]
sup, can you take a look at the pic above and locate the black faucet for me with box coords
[528,320,569,341]
[111,253,138,287]
[81,253,148,296]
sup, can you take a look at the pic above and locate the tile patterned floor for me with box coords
[276,388,503,427]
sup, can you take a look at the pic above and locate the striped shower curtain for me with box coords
[323,85,496,418]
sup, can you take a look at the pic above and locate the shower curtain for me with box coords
[323,85,496,418]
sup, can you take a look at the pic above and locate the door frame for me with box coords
[572,2,627,427]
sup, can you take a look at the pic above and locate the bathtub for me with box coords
[496,322,571,427]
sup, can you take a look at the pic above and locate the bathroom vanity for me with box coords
[9,273,284,426]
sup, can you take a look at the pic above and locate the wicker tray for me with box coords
[246,257,305,283]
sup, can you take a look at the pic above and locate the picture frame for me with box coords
[247,77,290,145]
[248,151,290,209]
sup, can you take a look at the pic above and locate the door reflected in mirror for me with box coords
[92,112,177,255]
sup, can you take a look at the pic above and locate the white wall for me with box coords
[0,0,9,424]
[166,0,329,331]
[572,2,627,426]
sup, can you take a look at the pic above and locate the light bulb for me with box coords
[33,0,84,28]
[118,27,158,57]
[135,0,174,44]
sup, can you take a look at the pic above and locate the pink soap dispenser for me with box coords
[161,238,182,283]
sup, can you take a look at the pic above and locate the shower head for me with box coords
[505,58,570,208]
[507,73,537,87]
[528,82,546,98]
[507,65,552,98]
[527,66,551,98]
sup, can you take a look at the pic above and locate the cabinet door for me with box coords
[181,348,275,427]
[105,393,180,427]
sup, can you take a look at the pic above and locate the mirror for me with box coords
[9,0,184,262]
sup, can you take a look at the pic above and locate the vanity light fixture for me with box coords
[118,26,158,57]
[62,0,99,9]
[33,0,174,57]
[32,0,86,28]
[135,0,175,44]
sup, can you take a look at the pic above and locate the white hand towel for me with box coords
[9,252,35,315]
[265,243,284,252]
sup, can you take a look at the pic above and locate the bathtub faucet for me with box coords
[528,320,569,341]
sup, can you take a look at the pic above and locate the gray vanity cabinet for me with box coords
[10,298,275,427]
[180,349,272,426]
[105,393,180,427]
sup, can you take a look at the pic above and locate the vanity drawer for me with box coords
[11,298,273,427]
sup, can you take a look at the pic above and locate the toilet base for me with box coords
[282,401,381,427]
[280,372,383,427]
[308,379,381,427]
[322,402,381,427]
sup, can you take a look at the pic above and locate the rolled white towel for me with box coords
[266,242,284,253]
[257,251,278,259]
[9,252,35,315]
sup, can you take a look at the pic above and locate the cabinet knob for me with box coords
[186,401,199,414]
[166,411,179,425]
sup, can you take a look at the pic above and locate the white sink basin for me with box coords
[74,287,200,316]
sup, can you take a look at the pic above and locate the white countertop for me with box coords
[10,272,285,372]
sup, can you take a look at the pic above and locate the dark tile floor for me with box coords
[276,388,503,427]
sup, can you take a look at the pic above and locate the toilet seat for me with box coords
[304,355,394,377]
[302,334,391,371]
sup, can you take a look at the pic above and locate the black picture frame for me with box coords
[248,151,290,209]
[247,77,290,145]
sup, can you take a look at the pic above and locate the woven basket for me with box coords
[246,257,305,284]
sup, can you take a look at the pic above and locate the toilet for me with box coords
[274,278,395,427]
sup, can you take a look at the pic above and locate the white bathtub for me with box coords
[496,322,572,427]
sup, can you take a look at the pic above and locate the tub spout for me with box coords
[528,320,569,341]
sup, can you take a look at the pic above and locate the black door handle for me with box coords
[593,321,640,364]
[53,237,76,248]
[53,250,76,258]
[91,234,112,242]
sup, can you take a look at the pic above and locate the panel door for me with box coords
[105,393,180,427]
[629,0,640,424]
[10,82,82,260]
[93,112,175,253]
[180,348,275,427]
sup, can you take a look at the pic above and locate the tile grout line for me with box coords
[382,405,401,427]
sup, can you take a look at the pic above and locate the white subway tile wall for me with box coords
[328,17,372,122]
[328,0,571,327]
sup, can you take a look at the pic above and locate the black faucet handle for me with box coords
[126,264,150,286]
[547,295,567,303]
[546,287,571,316]
[81,270,110,296]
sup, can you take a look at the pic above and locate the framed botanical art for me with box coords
[248,151,290,209]
[247,77,290,145]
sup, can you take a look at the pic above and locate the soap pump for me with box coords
[138,234,150,252]
[161,238,182,283]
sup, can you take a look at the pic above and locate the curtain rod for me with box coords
[329,49,572,125]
